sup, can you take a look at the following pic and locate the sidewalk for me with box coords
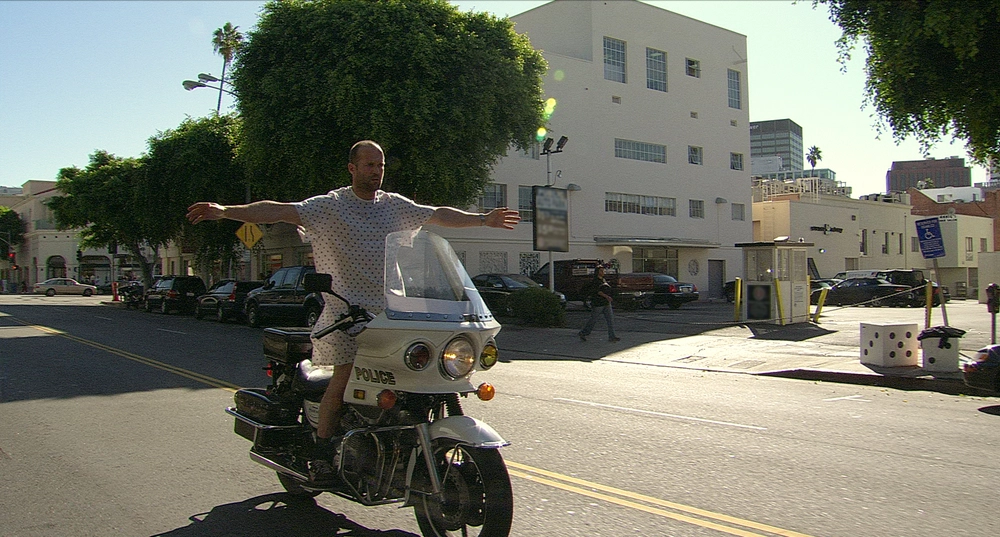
[495,313,984,396]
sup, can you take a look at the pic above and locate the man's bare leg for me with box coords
[317,364,352,439]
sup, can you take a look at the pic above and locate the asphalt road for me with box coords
[1,294,997,537]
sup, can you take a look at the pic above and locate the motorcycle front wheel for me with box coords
[414,441,513,537]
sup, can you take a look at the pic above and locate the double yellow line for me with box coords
[14,317,813,537]
[508,461,815,537]
[17,320,241,392]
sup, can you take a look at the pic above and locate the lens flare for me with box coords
[536,127,547,141]
[554,69,565,81]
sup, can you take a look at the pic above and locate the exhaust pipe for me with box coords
[249,450,310,482]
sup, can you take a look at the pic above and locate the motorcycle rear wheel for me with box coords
[414,441,512,537]
[276,472,321,500]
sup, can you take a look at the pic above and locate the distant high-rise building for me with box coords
[749,119,803,171]
[886,157,972,192]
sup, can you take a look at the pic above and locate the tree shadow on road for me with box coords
[150,493,418,537]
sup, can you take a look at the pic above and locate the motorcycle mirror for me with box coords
[303,273,333,293]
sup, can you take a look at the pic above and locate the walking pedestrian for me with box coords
[578,266,620,342]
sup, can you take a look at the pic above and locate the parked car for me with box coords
[963,345,1000,393]
[623,273,698,309]
[33,278,97,296]
[811,277,910,307]
[195,279,264,323]
[833,269,944,306]
[472,273,566,315]
[144,275,207,314]
[243,266,324,328]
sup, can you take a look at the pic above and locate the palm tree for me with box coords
[211,22,244,113]
[806,145,822,177]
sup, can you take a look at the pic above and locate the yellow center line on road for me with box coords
[11,316,814,537]
[14,319,239,392]
[508,461,814,537]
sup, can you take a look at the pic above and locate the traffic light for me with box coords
[8,251,16,271]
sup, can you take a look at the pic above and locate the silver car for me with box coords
[33,278,97,296]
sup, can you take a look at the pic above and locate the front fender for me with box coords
[429,415,508,448]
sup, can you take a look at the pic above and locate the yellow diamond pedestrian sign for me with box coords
[236,222,263,249]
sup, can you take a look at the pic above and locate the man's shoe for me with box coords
[308,458,338,486]
[608,337,621,342]
[578,332,587,342]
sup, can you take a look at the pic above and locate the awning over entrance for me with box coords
[593,236,721,248]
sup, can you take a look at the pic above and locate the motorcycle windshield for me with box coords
[384,230,493,321]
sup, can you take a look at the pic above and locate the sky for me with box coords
[0,0,990,196]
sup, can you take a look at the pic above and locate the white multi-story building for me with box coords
[434,0,752,299]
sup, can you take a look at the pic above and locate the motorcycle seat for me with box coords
[293,359,334,394]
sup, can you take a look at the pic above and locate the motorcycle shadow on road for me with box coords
[150,493,418,537]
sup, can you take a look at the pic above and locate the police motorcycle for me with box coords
[226,229,512,537]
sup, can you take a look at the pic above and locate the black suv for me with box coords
[243,266,325,328]
[195,279,264,323]
[144,276,207,314]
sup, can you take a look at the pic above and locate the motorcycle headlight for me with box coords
[480,341,498,369]
[404,342,432,371]
[440,337,476,379]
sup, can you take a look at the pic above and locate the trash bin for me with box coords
[918,326,966,372]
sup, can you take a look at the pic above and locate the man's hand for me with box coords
[186,202,226,224]
[485,207,521,230]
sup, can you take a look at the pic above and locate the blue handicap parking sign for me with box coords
[915,217,945,259]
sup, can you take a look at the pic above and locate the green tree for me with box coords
[234,0,546,205]
[818,0,1000,164]
[48,152,163,286]
[212,22,244,113]
[0,206,27,255]
[806,145,822,175]
[144,115,248,275]
[47,116,246,285]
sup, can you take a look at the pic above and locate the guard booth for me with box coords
[735,241,812,325]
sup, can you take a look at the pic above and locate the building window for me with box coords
[685,58,700,78]
[732,203,745,221]
[689,199,705,219]
[981,237,988,252]
[479,183,506,211]
[518,186,533,223]
[633,247,679,277]
[603,36,627,83]
[646,47,666,92]
[605,192,675,216]
[882,232,889,254]
[614,139,666,163]
[688,146,703,165]
[727,69,742,109]
[730,152,744,171]
[861,229,868,255]
[899,233,904,255]
[911,236,920,253]
[966,237,974,252]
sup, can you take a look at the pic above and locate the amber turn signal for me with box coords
[377,389,397,409]
[476,383,496,401]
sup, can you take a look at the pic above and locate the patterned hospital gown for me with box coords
[295,186,435,366]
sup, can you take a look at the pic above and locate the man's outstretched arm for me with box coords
[427,206,520,229]
[187,201,302,226]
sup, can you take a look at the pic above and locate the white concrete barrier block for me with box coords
[921,338,961,372]
[860,323,919,367]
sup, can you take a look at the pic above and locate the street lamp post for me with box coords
[540,136,569,291]
[181,73,235,114]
